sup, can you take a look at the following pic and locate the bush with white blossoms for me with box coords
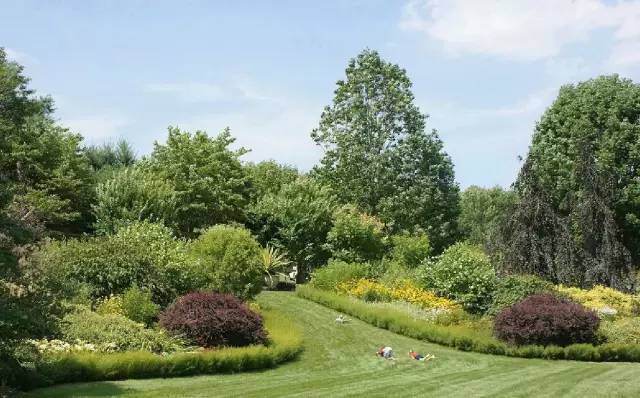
[28,339,119,354]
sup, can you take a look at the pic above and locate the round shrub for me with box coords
[488,274,554,315]
[390,231,430,268]
[326,205,386,263]
[28,222,203,306]
[310,260,369,291]
[494,293,600,346]
[160,292,267,348]
[422,243,496,313]
[190,225,263,300]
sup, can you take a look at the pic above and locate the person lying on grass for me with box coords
[335,314,349,323]
[376,346,395,360]
[408,350,435,362]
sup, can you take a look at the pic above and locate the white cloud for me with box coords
[401,0,640,64]
[61,115,129,144]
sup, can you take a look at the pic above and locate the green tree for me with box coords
[250,177,337,281]
[245,160,298,203]
[500,75,640,290]
[459,186,517,247]
[92,166,178,235]
[311,49,459,252]
[326,204,386,263]
[84,139,136,171]
[0,48,94,257]
[148,127,250,237]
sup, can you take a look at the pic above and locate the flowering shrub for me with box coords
[160,292,267,348]
[337,279,459,311]
[556,285,640,317]
[421,243,497,313]
[494,293,600,346]
[29,339,101,354]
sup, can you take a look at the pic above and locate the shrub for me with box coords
[389,231,430,268]
[61,307,185,353]
[96,287,160,325]
[28,222,203,306]
[309,260,369,291]
[494,293,600,346]
[422,243,496,313]
[599,318,640,345]
[326,205,386,263]
[556,285,640,317]
[379,260,420,288]
[160,292,267,348]
[488,274,554,315]
[190,225,264,300]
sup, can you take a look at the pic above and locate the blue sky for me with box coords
[2,0,639,188]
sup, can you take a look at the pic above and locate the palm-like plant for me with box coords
[261,245,291,288]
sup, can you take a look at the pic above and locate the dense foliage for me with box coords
[95,286,160,325]
[556,284,640,317]
[92,166,177,235]
[246,160,299,203]
[500,76,640,290]
[389,231,430,268]
[311,49,460,252]
[250,177,337,281]
[459,186,517,249]
[494,294,600,346]
[28,222,201,305]
[488,274,554,315]
[309,260,369,291]
[189,225,264,300]
[326,205,386,263]
[160,292,267,348]
[61,307,184,353]
[422,243,497,313]
[147,127,250,237]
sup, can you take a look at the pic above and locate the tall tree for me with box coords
[147,127,250,237]
[311,49,459,252]
[459,186,517,247]
[499,75,640,290]
[0,48,94,263]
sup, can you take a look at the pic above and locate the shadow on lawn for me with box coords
[24,382,131,397]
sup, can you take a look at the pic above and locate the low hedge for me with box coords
[27,308,303,389]
[297,285,640,362]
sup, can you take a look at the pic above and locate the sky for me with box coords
[2,0,639,188]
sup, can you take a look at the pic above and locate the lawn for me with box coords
[25,291,640,398]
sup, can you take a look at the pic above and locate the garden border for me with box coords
[297,285,640,362]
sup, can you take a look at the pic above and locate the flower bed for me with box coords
[27,308,303,389]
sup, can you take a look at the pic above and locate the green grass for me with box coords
[25,291,640,397]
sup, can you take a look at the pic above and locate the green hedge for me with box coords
[296,285,640,362]
[28,308,303,389]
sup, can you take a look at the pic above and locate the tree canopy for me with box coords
[311,49,460,252]
[499,75,640,291]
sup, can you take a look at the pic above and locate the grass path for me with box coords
[26,292,640,397]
